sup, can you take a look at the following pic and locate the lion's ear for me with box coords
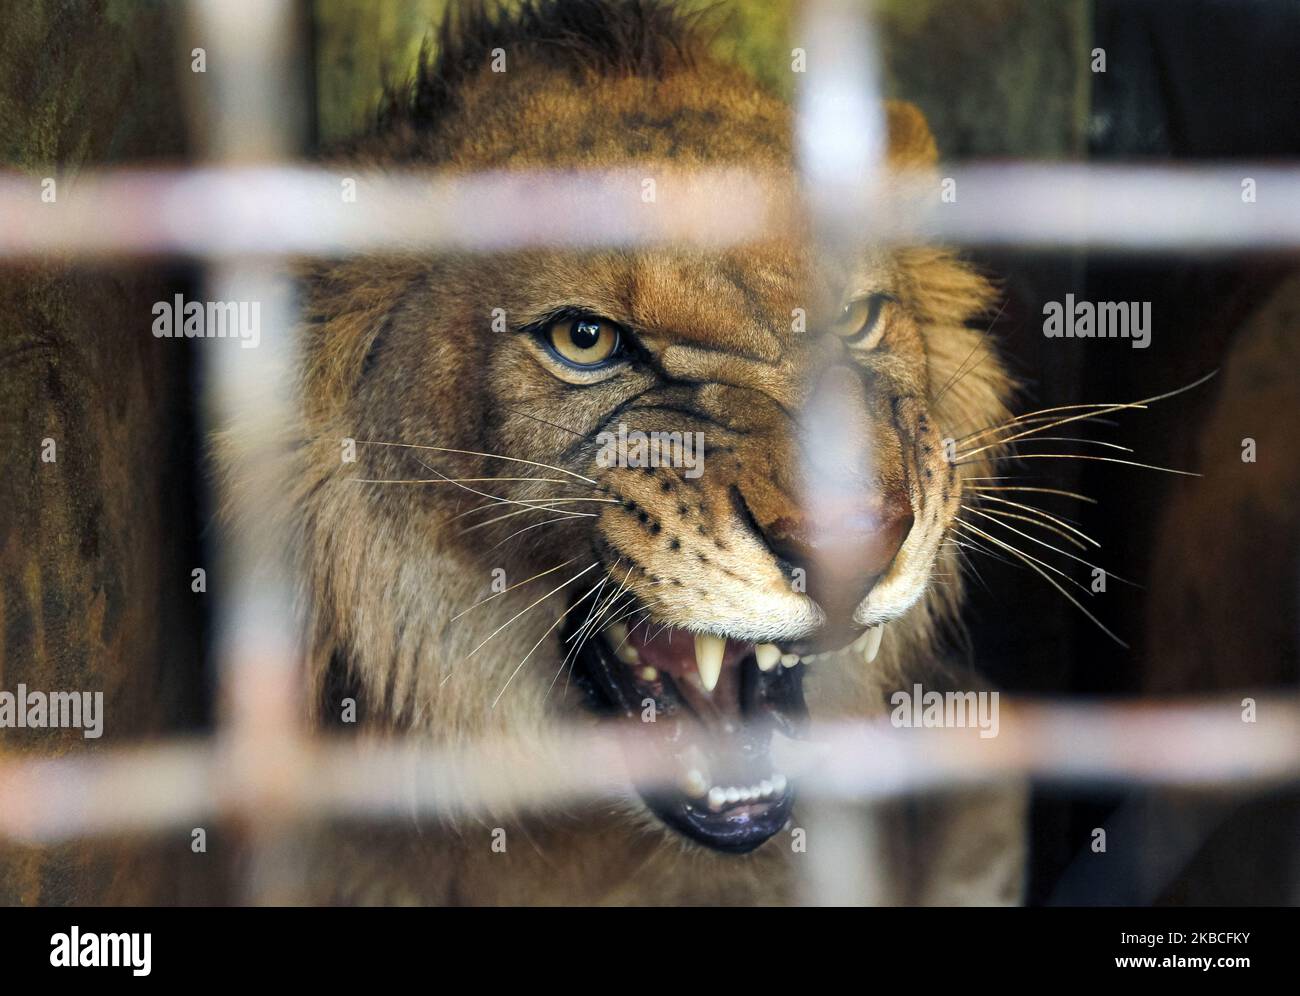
[885,100,939,168]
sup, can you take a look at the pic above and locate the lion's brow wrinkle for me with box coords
[661,341,780,368]
[611,401,736,436]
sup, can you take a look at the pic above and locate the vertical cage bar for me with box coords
[794,0,889,906]
[187,0,310,903]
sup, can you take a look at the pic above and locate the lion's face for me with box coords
[294,33,1011,855]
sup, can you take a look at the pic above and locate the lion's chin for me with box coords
[566,605,852,854]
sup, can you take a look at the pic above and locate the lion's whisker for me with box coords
[459,506,595,533]
[457,508,590,535]
[942,535,993,593]
[557,591,624,697]
[955,521,1128,648]
[459,498,614,534]
[349,476,574,485]
[960,435,1134,458]
[943,534,1018,571]
[450,498,590,525]
[451,557,579,622]
[592,579,668,642]
[501,406,589,439]
[492,577,607,709]
[953,405,1145,446]
[960,419,1145,458]
[411,456,598,515]
[626,610,656,643]
[640,614,675,646]
[594,584,658,630]
[960,504,1137,587]
[930,298,1007,404]
[624,603,676,650]
[957,453,1200,476]
[967,484,1098,504]
[608,608,656,658]
[559,578,649,696]
[565,562,634,647]
[489,514,590,551]
[600,603,650,637]
[589,582,664,652]
[971,494,1099,547]
[954,520,1094,598]
[957,370,1217,456]
[464,562,600,661]
[357,438,599,485]
[952,412,1120,443]
[558,597,650,696]
[546,572,611,698]
[972,506,1089,551]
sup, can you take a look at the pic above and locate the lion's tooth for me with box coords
[638,665,658,682]
[707,786,726,811]
[780,653,800,669]
[755,643,781,672]
[862,625,884,664]
[682,769,708,798]
[772,772,788,794]
[605,619,637,662]
[694,632,725,692]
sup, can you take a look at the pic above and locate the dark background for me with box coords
[962,0,1300,904]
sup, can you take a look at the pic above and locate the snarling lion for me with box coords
[230,0,1025,904]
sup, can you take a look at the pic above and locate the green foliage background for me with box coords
[313,0,1091,159]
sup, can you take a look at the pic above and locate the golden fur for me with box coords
[220,0,1024,904]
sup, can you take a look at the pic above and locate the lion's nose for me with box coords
[739,486,913,623]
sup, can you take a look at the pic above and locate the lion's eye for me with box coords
[546,315,622,368]
[832,293,894,345]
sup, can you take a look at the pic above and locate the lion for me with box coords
[225,0,1026,904]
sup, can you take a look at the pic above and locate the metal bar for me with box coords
[2,695,1297,844]
[186,0,308,904]
[2,163,1300,258]
[0,166,781,258]
[796,0,891,907]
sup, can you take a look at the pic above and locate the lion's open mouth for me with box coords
[569,605,881,853]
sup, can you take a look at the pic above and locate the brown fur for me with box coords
[220,0,1023,904]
